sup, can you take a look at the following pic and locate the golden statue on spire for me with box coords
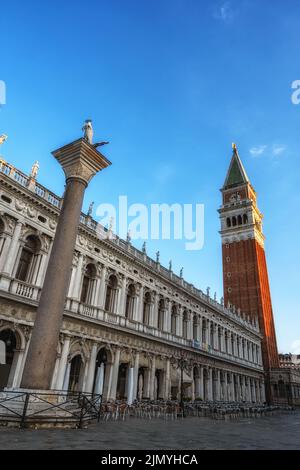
[232,142,237,152]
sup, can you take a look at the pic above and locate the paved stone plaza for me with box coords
[0,412,299,450]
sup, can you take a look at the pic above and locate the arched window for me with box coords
[232,216,237,227]
[226,217,231,228]
[105,274,118,313]
[80,263,97,304]
[158,299,165,331]
[143,291,151,325]
[243,214,248,224]
[238,215,242,225]
[171,306,177,335]
[15,235,40,283]
[225,331,228,353]
[0,329,17,389]
[125,284,135,320]
[68,355,83,392]
[182,310,189,339]
[193,315,198,340]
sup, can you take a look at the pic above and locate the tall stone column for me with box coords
[21,137,111,390]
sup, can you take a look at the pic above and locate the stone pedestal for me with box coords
[21,138,111,391]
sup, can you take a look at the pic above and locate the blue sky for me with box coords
[1,0,300,353]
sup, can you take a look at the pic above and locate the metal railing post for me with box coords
[20,393,30,429]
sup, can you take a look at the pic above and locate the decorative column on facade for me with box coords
[137,284,144,323]
[187,311,193,340]
[166,300,172,332]
[109,347,121,400]
[0,220,23,290]
[176,306,182,337]
[208,367,213,401]
[152,292,158,328]
[85,343,98,393]
[117,275,127,316]
[97,265,107,309]
[55,336,71,390]
[216,369,221,401]
[149,356,156,400]
[229,372,234,401]
[164,358,171,400]
[21,135,111,391]
[69,252,84,312]
[132,352,140,400]
[35,240,52,288]
[212,323,217,350]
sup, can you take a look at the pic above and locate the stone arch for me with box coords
[0,326,25,389]
[93,345,113,396]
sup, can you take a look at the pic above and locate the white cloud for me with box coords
[290,340,300,355]
[272,144,286,157]
[249,144,287,159]
[249,145,267,157]
[213,2,234,23]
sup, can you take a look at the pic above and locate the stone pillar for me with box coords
[71,253,84,301]
[164,358,171,399]
[21,137,111,390]
[35,248,51,288]
[149,357,156,400]
[55,336,71,390]
[109,348,121,400]
[132,352,139,400]
[97,265,107,309]
[137,285,144,323]
[216,370,221,401]
[230,373,235,402]
[208,368,213,401]
[85,343,98,393]
[117,275,127,316]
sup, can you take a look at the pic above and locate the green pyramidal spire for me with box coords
[223,143,250,189]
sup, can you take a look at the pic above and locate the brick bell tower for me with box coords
[219,144,279,382]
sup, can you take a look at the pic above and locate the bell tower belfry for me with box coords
[219,144,279,378]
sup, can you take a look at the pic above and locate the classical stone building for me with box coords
[0,159,266,403]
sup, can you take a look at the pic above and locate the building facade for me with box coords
[0,159,265,403]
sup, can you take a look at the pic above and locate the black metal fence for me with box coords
[0,389,102,428]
